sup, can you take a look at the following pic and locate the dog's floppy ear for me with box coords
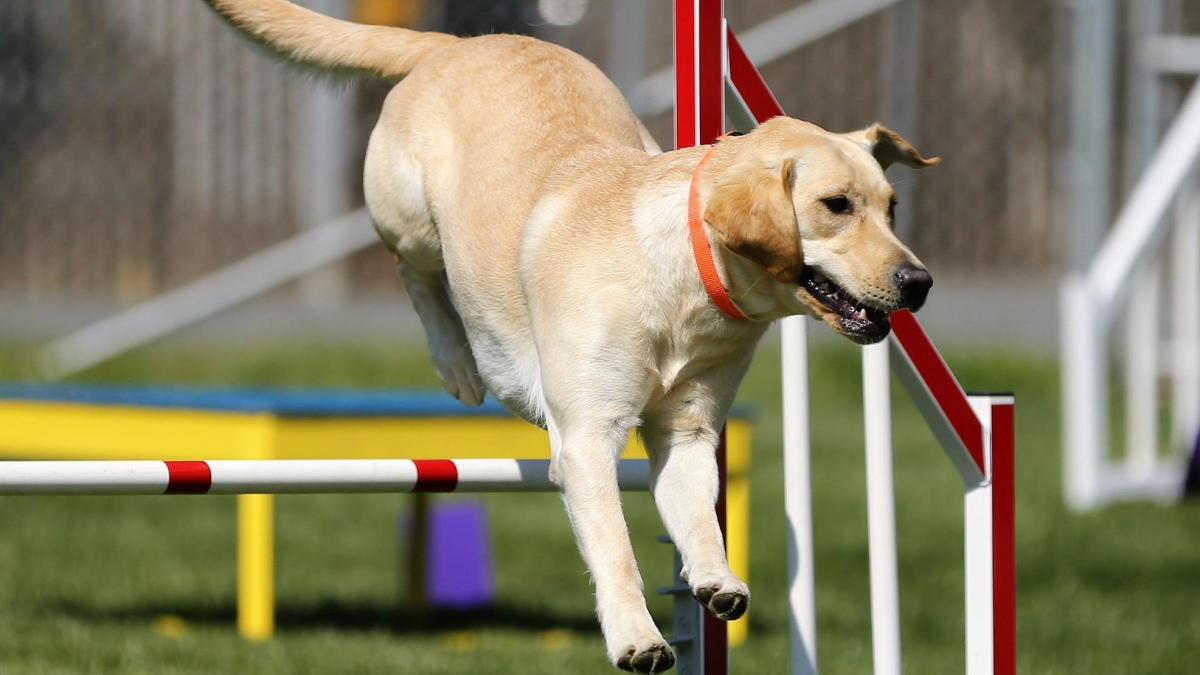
[704,159,804,284]
[847,123,940,170]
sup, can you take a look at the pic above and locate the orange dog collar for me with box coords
[688,138,749,321]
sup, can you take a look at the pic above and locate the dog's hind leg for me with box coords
[396,262,486,405]
[366,134,485,406]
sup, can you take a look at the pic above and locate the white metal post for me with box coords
[862,342,902,675]
[1122,0,1165,485]
[664,546,708,675]
[1125,265,1161,480]
[1172,184,1200,453]
[296,0,354,310]
[1063,0,1116,273]
[1062,275,1107,511]
[964,398,995,675]
[782,316,818,675]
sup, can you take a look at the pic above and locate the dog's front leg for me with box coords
[553,419,675,674]
[642,381,750,622]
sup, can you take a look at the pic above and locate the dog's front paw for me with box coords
[615,640,675,674]
[692,577,750,621]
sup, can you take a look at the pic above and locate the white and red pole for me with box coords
[0,459,652,496]
[891,311,1016,675]
[722,13,1018,670]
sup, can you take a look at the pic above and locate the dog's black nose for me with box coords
[894,264,932,311]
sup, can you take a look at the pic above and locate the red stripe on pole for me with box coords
[698,0,724,144]
[991,402,1016,675]
[413,459,458,493]
[891,309,985,471]
[164,461,212,495]
[727,30,785,122]
[674,0,696,148]
[703,426,730,675]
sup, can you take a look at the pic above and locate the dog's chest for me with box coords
[647,311,765,395]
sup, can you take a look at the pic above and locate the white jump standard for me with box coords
[688,0,1018,671]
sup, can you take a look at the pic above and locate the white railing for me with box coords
[1060,82,1200,512]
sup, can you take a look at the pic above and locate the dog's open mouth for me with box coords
[801,268,892,344]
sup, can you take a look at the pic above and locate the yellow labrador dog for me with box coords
[204,2,937,671]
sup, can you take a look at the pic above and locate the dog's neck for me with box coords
[686,142,809,323]
[628,143,810,328]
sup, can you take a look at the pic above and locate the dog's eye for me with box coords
[888,198,897,221]
[821,196,851,214]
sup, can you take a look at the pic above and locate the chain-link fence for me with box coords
[0,0,1192,312]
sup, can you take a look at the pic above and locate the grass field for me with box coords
[1,338,1198,674]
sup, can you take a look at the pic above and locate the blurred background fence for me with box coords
[0,0,1197,346]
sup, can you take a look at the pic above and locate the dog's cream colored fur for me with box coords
[202,2,937,671]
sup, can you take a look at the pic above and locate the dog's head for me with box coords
[703,117,938,344]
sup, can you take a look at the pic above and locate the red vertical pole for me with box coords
[991,401,1016,675]
[679,2,729,671]
[675,0,725,148]
[674,0,697,148]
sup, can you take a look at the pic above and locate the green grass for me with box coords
[1,339,1199,674]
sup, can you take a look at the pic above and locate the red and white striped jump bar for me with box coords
[0,459,652,496]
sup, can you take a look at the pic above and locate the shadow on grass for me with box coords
[50,598,606,635]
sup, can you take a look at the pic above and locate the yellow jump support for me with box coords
[238,493,274,641]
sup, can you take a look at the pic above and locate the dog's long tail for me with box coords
[203,0,459,80]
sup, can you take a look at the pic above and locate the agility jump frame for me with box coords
[0,456,731,674]
[674,2,1016,674]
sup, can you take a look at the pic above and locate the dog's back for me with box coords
[364,32,651,418]
[204,0,654,422]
